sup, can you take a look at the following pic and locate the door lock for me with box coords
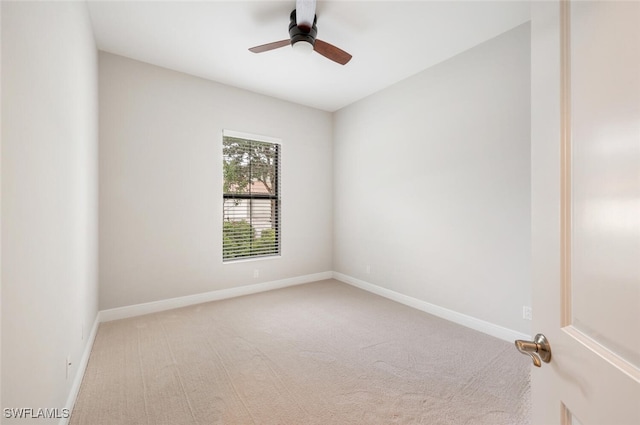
[515,333,552,367]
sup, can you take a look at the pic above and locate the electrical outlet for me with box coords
[523,306,532,320]
[253,269,259,278]
[66,356,72,380]
[365,265,371,274]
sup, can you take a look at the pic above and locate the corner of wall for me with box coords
[1,1,100,420]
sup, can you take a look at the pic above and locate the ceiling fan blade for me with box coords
[314,39,352,65]
[249,39,291,54]
[296,0,316,29]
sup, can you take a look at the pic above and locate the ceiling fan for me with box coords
[249,0,352,65]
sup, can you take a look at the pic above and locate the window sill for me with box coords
[222,255,282,265]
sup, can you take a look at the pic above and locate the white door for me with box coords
[529,1,640,424]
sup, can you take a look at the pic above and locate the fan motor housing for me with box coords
[289,10,318,46]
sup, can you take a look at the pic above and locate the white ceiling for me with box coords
[87,1,531,112]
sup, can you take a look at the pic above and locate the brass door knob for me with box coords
[515,333,552,367]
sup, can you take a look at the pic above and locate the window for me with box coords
[222,130,281,261]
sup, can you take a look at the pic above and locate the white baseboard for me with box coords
[98,271,333,322]
[333,272,530,343]
[60,315,100,425]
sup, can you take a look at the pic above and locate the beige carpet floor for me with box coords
[71,280,530,425]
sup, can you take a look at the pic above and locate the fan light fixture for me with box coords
[292,40,314,54]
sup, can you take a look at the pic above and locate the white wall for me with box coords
[333,23,531,334]
[0,1,3,413]
[1,1,98,422]
[98,53,333,310]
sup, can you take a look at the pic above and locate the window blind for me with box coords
[222,132,281,261]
